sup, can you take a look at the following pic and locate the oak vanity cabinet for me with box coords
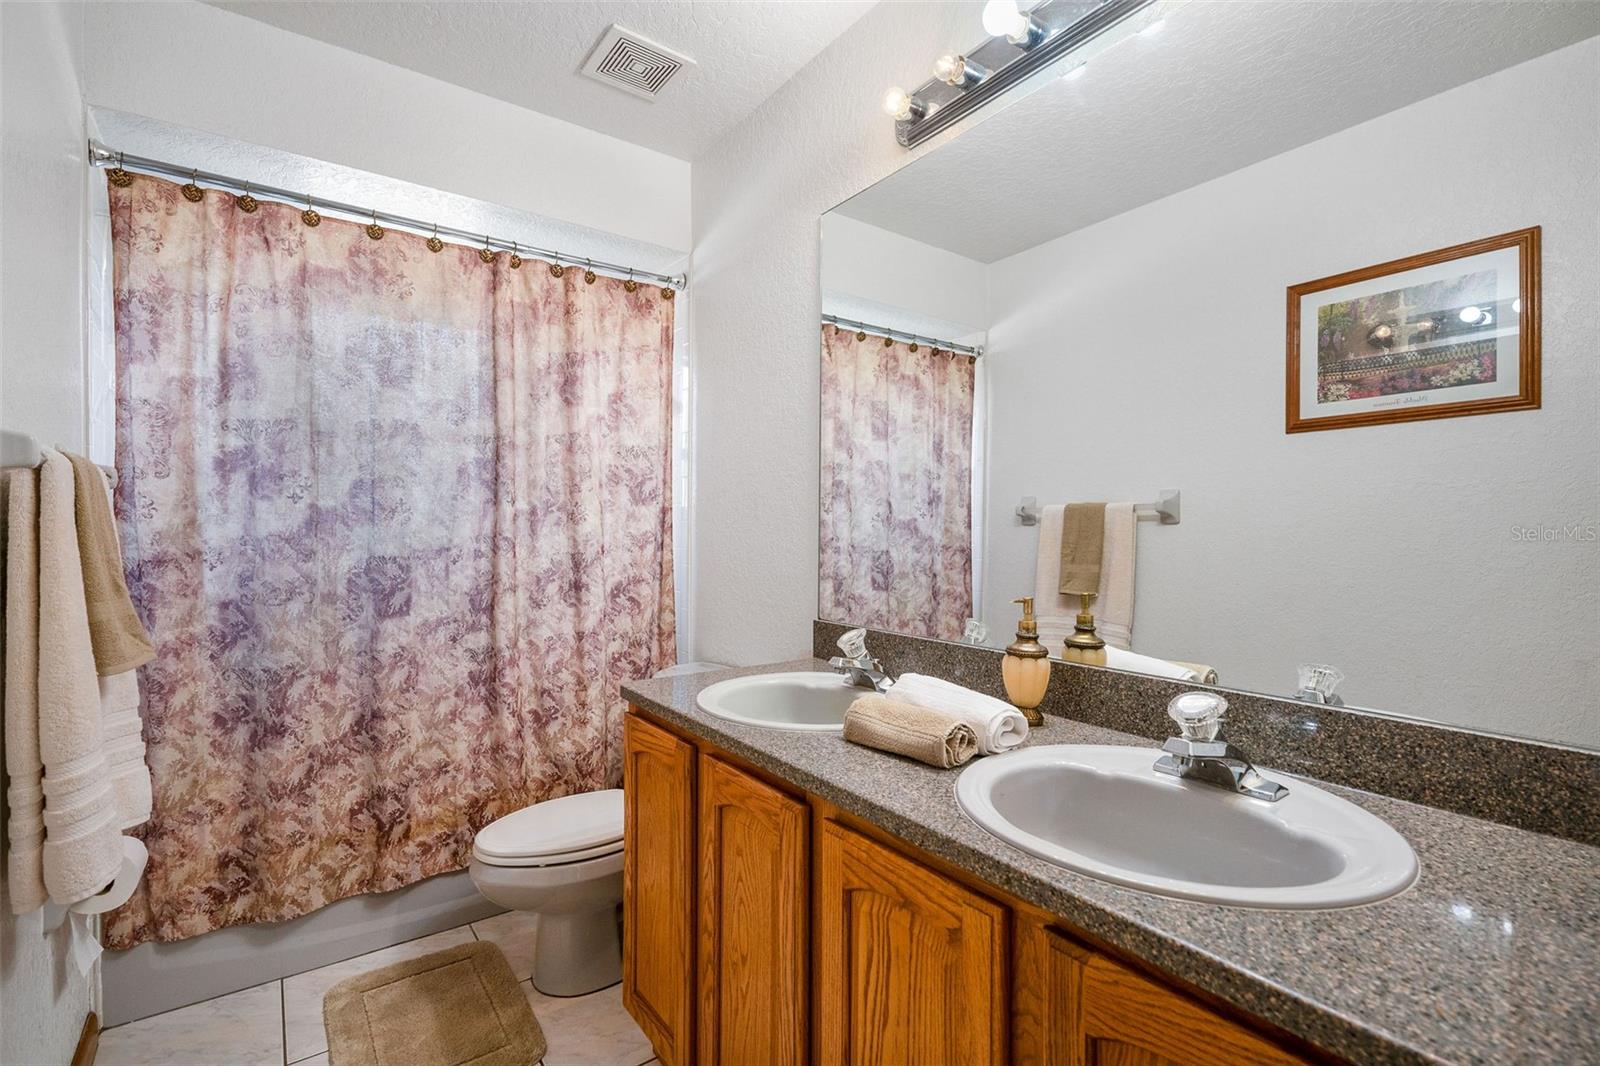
[622,715,696,1065]
[623,708,1323,1066]
[1014,915,1313,1066]
[697,754,809,1066]
[816,820,1008,1065]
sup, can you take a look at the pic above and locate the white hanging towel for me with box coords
[4,467,49,914]
[101,671,152,829]
[1033,503,1137,652]
[886,673,1028,754]
[7,452,125,910]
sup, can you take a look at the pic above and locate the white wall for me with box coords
[979,39,1599,747]
[821,213,989,341]
[0,2,100,1061]
[690,1,997,665]
[79,1,690,254]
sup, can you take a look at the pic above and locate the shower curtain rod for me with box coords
[89,143,688,290]
[822,314,983,358]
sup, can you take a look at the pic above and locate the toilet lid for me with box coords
[474,789,623,862]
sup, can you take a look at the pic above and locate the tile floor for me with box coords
[97,911,657,1066]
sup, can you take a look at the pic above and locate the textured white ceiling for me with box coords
[835,2,1600,262]
[204,0,878,160]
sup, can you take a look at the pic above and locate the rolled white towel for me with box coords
[1102,647,1200,682]
[886,673,1028,754]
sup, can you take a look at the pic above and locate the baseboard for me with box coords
[70,1012,99,1066]
[102,869,503,1027]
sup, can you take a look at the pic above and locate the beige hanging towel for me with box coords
[4,468,49,913]
[842,695,979,769]
[64,451,153,676]
[1057,502,1107,595]
[1034,503,1138,651]
[35,450,123,906]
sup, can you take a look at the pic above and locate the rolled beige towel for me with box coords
[843,695,979,769]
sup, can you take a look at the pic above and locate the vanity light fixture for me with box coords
[881,86,923,121]
[934,53,990,88]
[886,0,1156,147]
[983,0,1046,46]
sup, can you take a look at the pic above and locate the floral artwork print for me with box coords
[104,174,675,948]
[818,326,974,641]
[1315,269,1501,402]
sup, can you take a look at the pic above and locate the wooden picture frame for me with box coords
[1286,227,1540,433]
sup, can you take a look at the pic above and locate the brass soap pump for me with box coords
[1002,597,1051,727]
[1060,592,1108,666]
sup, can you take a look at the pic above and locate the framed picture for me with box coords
[1286,227,1540,433]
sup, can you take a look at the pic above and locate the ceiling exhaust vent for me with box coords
[581,25,694,101]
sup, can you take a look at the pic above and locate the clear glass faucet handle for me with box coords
[1297,663,1344,700]
[836,627,870,661]
[1167,691,1228,741]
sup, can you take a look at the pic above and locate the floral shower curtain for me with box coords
[104,174,675,948]
[818,325,974,641]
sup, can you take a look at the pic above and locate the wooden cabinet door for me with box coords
[816,819,1008,1066]
[623,713,696,1066]
[1014,917,1311,1066]
[697,755,808,1066]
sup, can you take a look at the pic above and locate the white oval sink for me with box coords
[956,745,1417,909]
[696,671,860,731]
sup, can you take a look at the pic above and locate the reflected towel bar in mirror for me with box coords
[1016,489,1179,526]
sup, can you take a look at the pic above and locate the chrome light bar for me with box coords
[893,0,1158,148]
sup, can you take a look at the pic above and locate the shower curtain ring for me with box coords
[624,268,638,293]
[301,193,321,227]
[235,181,259,214]
[549,253,565,278]
[509,242,523,269]
[182,168,204,202]
[426,223,444,253]
[583,258,596,285]
[479,236,497,264]
[366,209,385,241]
[107,151,133,188]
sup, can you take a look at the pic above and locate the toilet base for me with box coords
[531,904,622,997]
[468,853,624,998]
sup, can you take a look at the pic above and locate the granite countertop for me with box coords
[623,659,1600,1066]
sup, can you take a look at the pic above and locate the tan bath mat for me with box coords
[323,941,547,1066]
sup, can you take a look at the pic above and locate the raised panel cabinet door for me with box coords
[816,819,1008,1066]
[1081,948,1313,1066]
[623,713,696,1066]
[697,755,809,1066]
[1013,913,1090,1066]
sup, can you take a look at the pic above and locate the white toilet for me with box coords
[468,788,624,997]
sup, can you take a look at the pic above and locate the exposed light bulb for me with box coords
[982,0,1031,41]
[933,53,965,85]
[882,86,914,121]
[1140,18,1166,36]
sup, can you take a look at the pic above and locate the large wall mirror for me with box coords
[818,3,1600,750]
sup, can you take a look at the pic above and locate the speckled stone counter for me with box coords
[623,660,1600,1066]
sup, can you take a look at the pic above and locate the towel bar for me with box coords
[0,429,117,487]
[1016,489,1179,526]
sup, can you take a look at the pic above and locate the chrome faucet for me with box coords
[828,628,893,694]
[1153,692,1288,802]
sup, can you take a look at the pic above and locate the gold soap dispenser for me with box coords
[1002,597,1051,727]
[1060,592,1108,667]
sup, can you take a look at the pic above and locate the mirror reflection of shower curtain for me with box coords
[103,174,676,949]
[818,326,974,641]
